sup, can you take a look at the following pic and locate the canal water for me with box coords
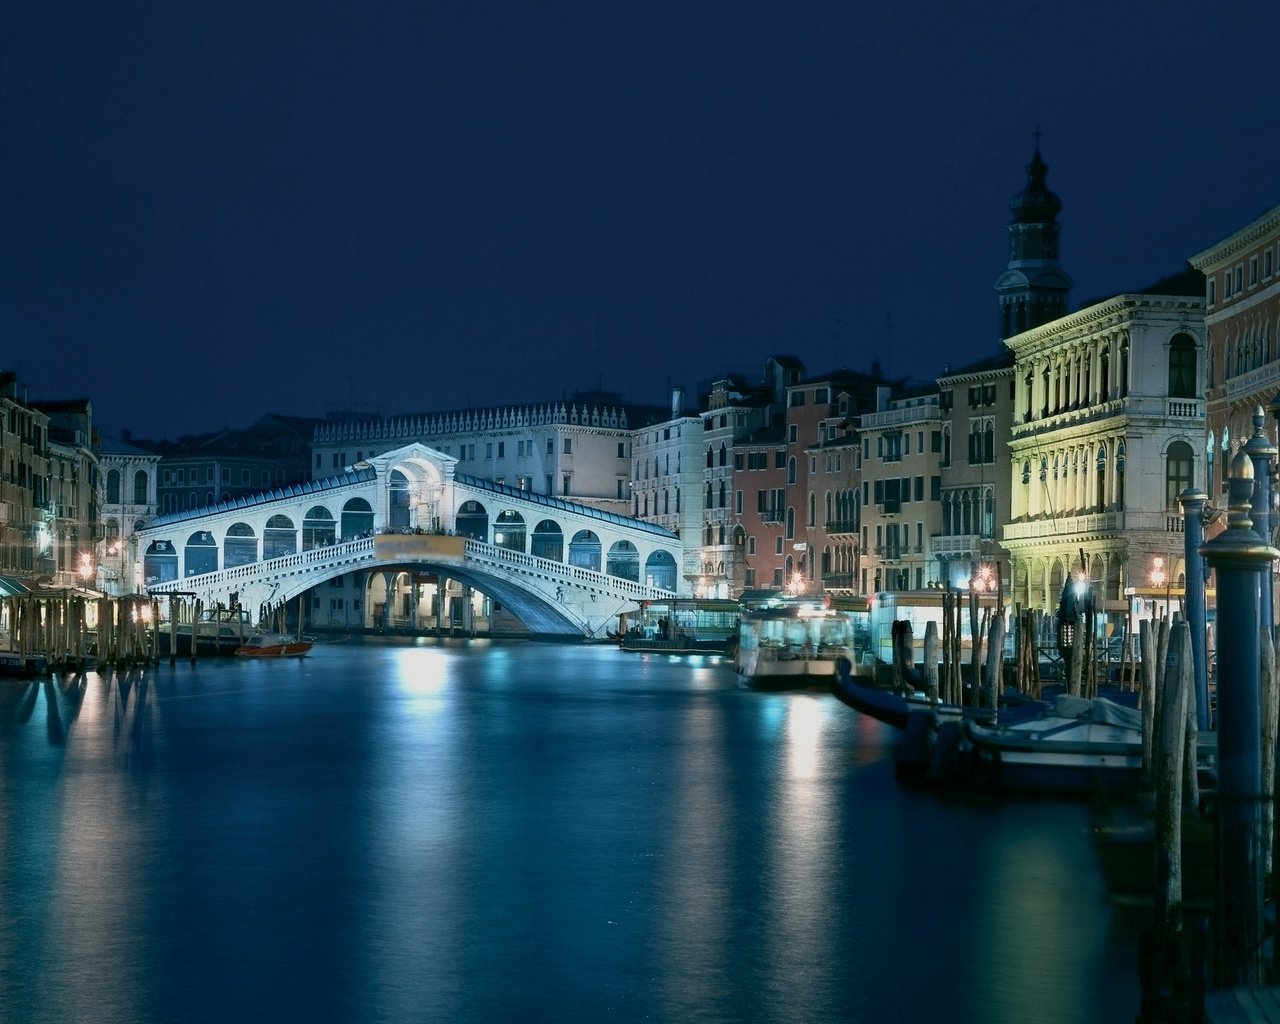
[0,640,1143,1024]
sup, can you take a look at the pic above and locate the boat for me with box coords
[0,651,50,678]
[831,656,1048,730]
[157,606,254,657]
[617,598,739,655]
[234,633,313,658]
[734,600,868,689]
[959,694,1147,794]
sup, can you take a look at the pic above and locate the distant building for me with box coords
[0,372,52,582]
[98,434,161,596]
[313,392,667,509]
[935,350,1016,591]
[34,398,100,589]
[858,385,943,594]
[137,414,319,515]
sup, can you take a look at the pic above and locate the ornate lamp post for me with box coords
[1201,451,1279,986]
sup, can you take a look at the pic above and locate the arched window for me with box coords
[1166,440,1194,510]
[1168,333,1197,397]
[133,470,148,505]
[787,457,796,485]
[106,469,121,504]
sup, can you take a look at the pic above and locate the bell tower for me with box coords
[994,139,1073,339]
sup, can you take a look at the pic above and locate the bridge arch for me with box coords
[264,514,297,558]
[607,539,639,582]
[569,530,601,572]
[342,497,374,538]
[304,506,337,549]
[531,520,563,561]
[185,531,217,577]
[225,522,257,567]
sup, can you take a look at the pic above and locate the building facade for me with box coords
[858,387,944,595]
[935,351,1016,591]
[98,435,161,596]
[1188,201,1280,507]
[313,395,663,508]
[1002,287,1205,619]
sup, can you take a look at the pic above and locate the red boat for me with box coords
[234,633,313,658]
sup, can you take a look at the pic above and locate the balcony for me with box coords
[825,519,858,535]
[1002,509,1186,543]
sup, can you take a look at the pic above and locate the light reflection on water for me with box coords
[0,641,1141,1024]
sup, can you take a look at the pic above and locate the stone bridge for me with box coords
[135,444,683,639]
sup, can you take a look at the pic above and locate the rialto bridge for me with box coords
[136,444,683,640]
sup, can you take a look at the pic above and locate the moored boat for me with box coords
[735,601,867,689]
[234,633,313,658]
[158,606,254,657]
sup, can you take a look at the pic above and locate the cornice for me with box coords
[1006,294,1204,358]
[1189,201,1280,270]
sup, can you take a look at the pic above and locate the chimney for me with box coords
[671,386,685,419]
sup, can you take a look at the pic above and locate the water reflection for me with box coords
[0,646,1141,1024]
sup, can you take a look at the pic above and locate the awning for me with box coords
[0,576,33,598]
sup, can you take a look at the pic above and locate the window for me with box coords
[1266,249,1274,279]
[617,443,626,458]
[547,439,554,455]
[789,391,806,407]
[485,443,493,459]
[775,536,783,555]
[1168,333,1196,398]
[1207,278,1216,305]
[1250,256,1258,287]
[497,442,505,458]
[1165,440,1193,510]
[814,387,829,403]
[563,438,572,455]
[788,424,798,443]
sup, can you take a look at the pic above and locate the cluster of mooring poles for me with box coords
[5,592,162,672]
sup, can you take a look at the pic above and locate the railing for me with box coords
[462,539,675,601]
[825,520,858,535]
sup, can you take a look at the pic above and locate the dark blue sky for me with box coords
[3,2,1278,440]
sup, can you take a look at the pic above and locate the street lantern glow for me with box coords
[77,552,94,581]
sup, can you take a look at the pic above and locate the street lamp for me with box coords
[1149,556,1171,618]
[77,551,94,586]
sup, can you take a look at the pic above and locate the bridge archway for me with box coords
[569,530,600,572]
[226,522,257,568]
[532,520,563,561]
[304,506,336,549]
[342,498,374,538]
[185,531,217,577]
[607,540,639,582]
[457,500,488,541]
[265,514,297,558]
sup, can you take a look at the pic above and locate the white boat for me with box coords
[960,694,1146,794]
[734,601,865,689]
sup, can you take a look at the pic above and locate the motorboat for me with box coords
[158,606,254,657]
[234,633,313,658]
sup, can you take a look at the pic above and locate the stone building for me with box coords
[1002,277,1205,619]
[98,434,161,596]
[1188,201,1280,505]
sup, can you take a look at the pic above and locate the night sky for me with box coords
[4,2,1278,441]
